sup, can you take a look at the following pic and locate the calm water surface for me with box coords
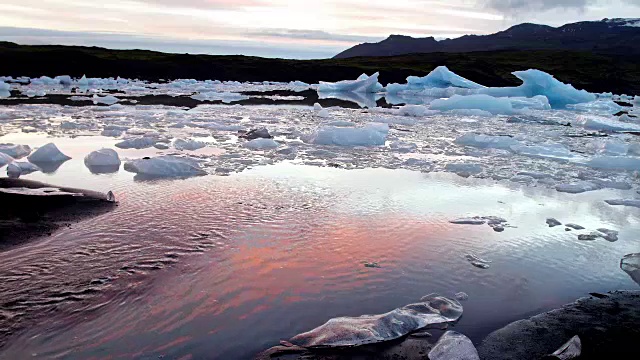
[0,134,638,359]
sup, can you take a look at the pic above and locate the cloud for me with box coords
[245,29,382,44]
[481,0,640,14]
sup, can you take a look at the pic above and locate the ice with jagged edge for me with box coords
[317,73,383,93]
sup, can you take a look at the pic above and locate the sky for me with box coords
[1,0,639,59]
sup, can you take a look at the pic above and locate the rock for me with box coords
[241,127,272,140]
[546,218,562,227]
[477,291,640,360]
[450,217,486,225]
[578,233,600,241]
[596,228,618,242]
[621,253,640,286]
[289,293,462,348]
[565,223,585,230]
[542,335,581,359]
[364,262,381,268]
[429,331,480,360]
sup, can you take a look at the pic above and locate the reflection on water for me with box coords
[318,92,382,109]
[0,149,639,359]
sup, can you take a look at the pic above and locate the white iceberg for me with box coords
[84,148,121,167]
[27,143,71,163]
[7,161,40,177]
[243,138,280,150]
[124,155,206,178]
[174,139,206,151]
[92,94,119,105]
[318,72,382,93]
[431,94,516,115]
[0,143,31,158]
[115,137,156,149]
[304,123,388,147]
[386,66,485,94]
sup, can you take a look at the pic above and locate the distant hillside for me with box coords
[0,42,639,95]
[335,18,640,59]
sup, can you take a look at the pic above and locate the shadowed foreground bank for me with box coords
[1,42,640,95]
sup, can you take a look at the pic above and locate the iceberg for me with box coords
[174,139,206,151]
[243,138,280,150]
[479,69,596,107]
[429,331,480,360]
[124,155,206,178]
[317,72,382,93]
[0,152,14,168]
[27,143,71,163]
[304,123,388,147]
[386,66,484,94]
[92,94,119,105]
[55,75,72,85]
[84,148,121,167]
[289,293,462,348]
[7,161,40,178]
[115,137,156,149]
[430,94,516,115]
[0,143,31,158]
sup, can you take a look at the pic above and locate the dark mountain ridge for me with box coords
[335,18,640,58]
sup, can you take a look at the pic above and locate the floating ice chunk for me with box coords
[289,293,463,348]
[585,156,640,171]
[191,92,248,103]
[455,292,469,301]
[7,161,40,177]
[124,155,206,178]
[517,171,552,179]
[592,179,632,190]
[371,115,417,126]
[565,223,585,230]
[0,152,14,168]
[590,140,630,155]
[243,138,280,150]
[241,128,272,140]
[511,143,577,161]
[429,331,480,360]
[605,199,640,208]
[568,100,622,114]
[55,75,72,85]
[545,335,581,360]
[583,117,640,132]
[597,228,619,242]
[327,120,356,127]
[304,123,388,147]
[84,148,121,167]
[479,69,596,107]
[154,143,170,150]
[27,143,71,163]
[555,181,601,194]
[115,137,155,149]
[386,66,484,94]
[621,253,640,286]
[509,95,551,110]
[317,72,382,93]
[0,143,31,158]
[466,254,491,269]
[0,81,10,92]
[449,109,493,117]
[396,104,434,117]
[92,94,119,105]
[454,133,519,150]
[174,139,206,151]
[101,129,123,137]
[431,95,516,115]
[445,163,483,177]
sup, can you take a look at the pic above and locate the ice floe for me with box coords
[0,143,31,158]
[605,199,640,208]
[0,152,13,168]
[174,139,206,151]
[7,161,40,178]
[124,155,206,178]
[317,73,382,93]
[92,94,119,105]
[304,123,388,147]
[115,137,156,150]
[27,143,71,163]
[289,293,462,348]
[243,138,280,150]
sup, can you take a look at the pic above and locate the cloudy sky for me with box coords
[1,0,639,58]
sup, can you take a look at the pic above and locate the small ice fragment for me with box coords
[124,155,206,178]
[429,331,480,360]
[455,292,469,301]
[243,138,280,150]
[605,199,640,208]
[596,228,619,242]
[115,137,155,149]
[174,139,206,151]
[92,94,119,105]
[465,254,492,263]
[546,218,562,227]
[27,143,71,163]
[565,223,585,230]
[396,104,431,117]
[543,335,581,360]
[7,161,40,177]
[84,148,121,167]
[450,217,486,225]
[555,181,601,194]
[363,262,381,268]
[289,293,462,348]
[621,253,640,286]
[471,262,490,269]
[0,144,31,158]
[154,143,170,150]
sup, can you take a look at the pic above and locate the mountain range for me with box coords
[334,18,640,59]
